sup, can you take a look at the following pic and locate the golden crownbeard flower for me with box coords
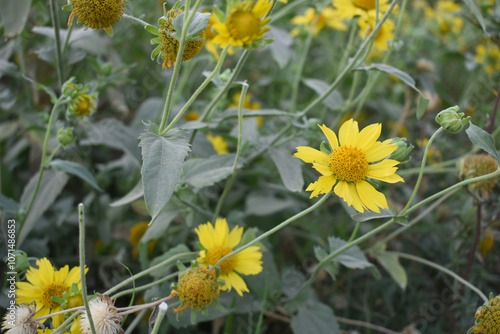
[357,13,395,51]
[472,294,500,334]
[332,0,391,20]
[171,266,221,312]
[129,222,156,258]
[294,119,404,213]
[424,0,463,35]
[195,218,263,296]
[474,42,500,75]
[80,294,124,334]
[67,0,126,36]
[2,303,37,334]
[16,258,87,327]
[228,92,264,129]
[211,0,273,48]
[291,7,347,36]
[152,8,205,69]
[204,11,234,59]
[71,94,96,118]
[459,154,499,197]
[207,134,229,154]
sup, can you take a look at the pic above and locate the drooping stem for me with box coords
[212,83,248,221]
[79,204,96,334]
[122,13,153,27]
[111,272,178,300]
[216,193,330,267]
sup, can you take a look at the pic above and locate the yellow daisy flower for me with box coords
[212,0,273,48]
[129,221,156,258]
[294,119,404,213]
[474,41,500,75]
[228,91,263,129]
[207,134,229,154]
[204,11,234,59]
[424,0,463,35]
[195,218,263,296]
[333,0,390,20]
[291,7,347,36]
[357,13,395,51]
[16,258,87,327]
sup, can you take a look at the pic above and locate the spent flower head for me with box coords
[62,79,97,118]
[80,294,124,334]
[471,293,500,334]
[294,119,404,213]
[1,303,38,334]
[458,154,499,197]
[66,0,126,36]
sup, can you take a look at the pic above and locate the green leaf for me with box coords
[245,192,302,216]
[62,4,72,11]
[465,123,500,161]
[268,26,293,69]
[139,128,191,220]
[416,95,429,120]
[110,180,144,207]
[149,244,193,278]
[269,147,304,192]
[291,303,340,334]
[314,246,338,280]
[463,0,488,35]
[302,78,344,110]
[142,202,180,242]
[375,251,407,290]
[180,154,242,190]
[0,0,32,39]
[355,63,423,95]
[49,159,102,191]
[145,24,160,35]
[327,236,372,269]
[19,170,69,246]
[350,207,395,222]
[0,194,20,213]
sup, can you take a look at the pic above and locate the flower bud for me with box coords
[435,105,470,134]
[57,127,76,147]
[389,137,414,162]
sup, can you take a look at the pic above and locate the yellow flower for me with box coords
[204,11,234,59]
[171,266,220,312]
[183,110,201,121]
[212,0,273,48]
[129,222,156,258]
[294,119,404,213]
[68,0,126,35]
[357,13,395,51]
[479,228,495,257]
[207,134,229,154]
[16,258,87,327]
[278,0,288,3]
[333,0,390,20]
[472,294,500,334]
[71,94,96,118]
[424,0,463,35]
[475,42,500,75]
[195,218,263,296]
[228,91,263,129]
[290,7,347,36]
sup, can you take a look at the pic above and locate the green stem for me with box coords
[216,193,330,267]
[79,204,96,334]
[161,46,230,135]
[111,272,178,300]
[394,252,488,303]
[21,99,62,229]
[150,302,169,334]
[290,26,315,114]
[51,310,82,334]
[337,18,357,77]
[104,252,197,295]
[122,13,153,27]
[348,221,361,242]
[49,0,64,88]
[212,83,248,222]
[62,16,74,58]
[400,127,444,213]
[270,0,308,23]
[124,309,147,334]
[297,0,399,117]
[46,144,62,164]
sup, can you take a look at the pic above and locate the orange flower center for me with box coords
[330,145,369,182]
[205,246,235,274]
[353,0,376,10]
[40,282,67,309]
[227,10,261,42]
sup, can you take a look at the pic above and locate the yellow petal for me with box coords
[356,180,389,212]
[37,258,55,287]
[224,271,249,296]
[366,160,404,184]
[319,124,339,150]
[226,225,243,248]
[55,265,69,283]
[63,266,84,287]
[312,162,333,176]
[195,222,217,250]
[234,246,263,275]
[214,218,230,247]
[338,119,359,146]
[365,139,397,162]
[26,266,44,288]
[306,175,336,198]
[294,146,329,164]
[355,123,381,151]
[334,181,365,212]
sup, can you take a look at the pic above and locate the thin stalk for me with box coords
[51,310,82,334]
[212,83,248,222]
[62,16,74,58]
[111,272,178,300]
[79,204,96,334]
[297,0,399,117]
[290,26,315,114]
[348,221,361,242]
[21,99,62,229]
[216,193,330,267]
[49,0,64,88]
[161,46,230,135]
[337,18,358,77]
[117,296,173,316]
[400,127,444,213]
[150,303,168,334]
[270,0,308,23]
[46,144,62,163]
[122,13,152,27]
[488,84,500,134]
[104,252,197,295]
[463,199,481,283]
[124,309,147,334]
[394,252,488,303]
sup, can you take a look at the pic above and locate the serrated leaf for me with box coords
[465,123,500,161]
[110,180,144,207]
[463,0,488,35]
[417,95,429,120]
[180,154,242,190]
[302,78,344,110]
[0,194,20,213]
[327,236,372,269]
[356,63,422,95]
[269,147,304,192]
[139,128,191,220]
[50,159,102,191]
[149,244,193,278]
[314,246,337,280]
[291,303,340,334]
[375,251,407,290]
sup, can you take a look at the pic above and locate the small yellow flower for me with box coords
[183,110,201,121]
[207,134,229,154]
[71,94,96,118]
[212,0,273,48]
[204,11,234,59]
[357,13,395,51]
[171,266,220,312]
[332,0,391,20]
[228,92,264,129]
[195,218,263,296]
[129,222,156,258]
[16,258,87,327]
[474,42,500,75]
[290,7,347,36]
[471,294,500,334]
[294,119,404,213]
[424,1,463,36]
[68,0,126,35]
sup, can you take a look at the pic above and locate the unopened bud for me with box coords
[57,127,75,147]
[390,137,414,162]
[435,106,470,134]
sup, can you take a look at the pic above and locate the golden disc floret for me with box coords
[69,0,126,30]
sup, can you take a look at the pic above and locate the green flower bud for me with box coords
[61,77,79,97]
[57,127,75,147]
[390,137,414,162]
[435,106,470,134]
[13,250,30,273]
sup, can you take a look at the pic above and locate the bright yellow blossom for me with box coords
[291,7,347,36]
